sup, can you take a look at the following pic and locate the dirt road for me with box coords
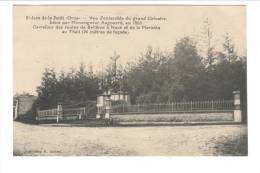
[13,122,247,156]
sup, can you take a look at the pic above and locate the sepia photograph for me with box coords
[13,5,247,156]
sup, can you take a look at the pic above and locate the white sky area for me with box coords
[13,6,246,95]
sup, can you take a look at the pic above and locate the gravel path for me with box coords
[13,122,247,156]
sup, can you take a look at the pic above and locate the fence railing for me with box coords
[38,108,59,118]
[111,100,234,114]
[63,107,86,119]
[37,106,86,122]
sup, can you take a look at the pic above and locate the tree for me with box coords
[197,18,216,70]
[223,32,238,63]
[174,37,202,75]
[123,46,171,103]
[173,37,205,100]
[35,68,58,108]
[34,63,101,109]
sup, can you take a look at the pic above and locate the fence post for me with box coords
[83,107,86,119]
[57,102,62,123]
[79,109,82,120]
[233,91,242,122]
[14,99,19,120]
[36,108,39,121]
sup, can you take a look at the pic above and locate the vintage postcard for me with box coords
[13,5,247,156]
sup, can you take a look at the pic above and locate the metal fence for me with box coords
[111,100,234,114]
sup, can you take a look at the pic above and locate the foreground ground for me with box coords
[13,122,247,156]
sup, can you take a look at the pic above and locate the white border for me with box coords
[1,1,260,173]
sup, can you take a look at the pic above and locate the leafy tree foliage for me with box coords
[124,37,205,103]
[34,63,100,109]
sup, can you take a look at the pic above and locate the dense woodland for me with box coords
[33,27,247,121]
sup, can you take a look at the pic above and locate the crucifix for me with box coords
[109,52,120,92]
[110,52,120,77]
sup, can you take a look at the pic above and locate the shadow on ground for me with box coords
[212,134,248,156]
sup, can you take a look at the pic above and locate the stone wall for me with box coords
[110,112,234,124]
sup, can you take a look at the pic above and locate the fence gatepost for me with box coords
[233,91,242,122]
[57,102,62,123]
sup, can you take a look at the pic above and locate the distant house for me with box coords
[13,94,37,120]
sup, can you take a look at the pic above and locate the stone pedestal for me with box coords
[96,90,113,119]
[105,111,110,119]
[57,102,62,123]
[105,98,111,119]
[233,91,242,122]
[96,112,101,119]
[234,109,242,122]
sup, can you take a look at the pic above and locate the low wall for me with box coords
[110,112,234,123]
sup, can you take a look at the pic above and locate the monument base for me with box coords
[234,110,242,122]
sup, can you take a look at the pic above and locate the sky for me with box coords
[13,5,246,95]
